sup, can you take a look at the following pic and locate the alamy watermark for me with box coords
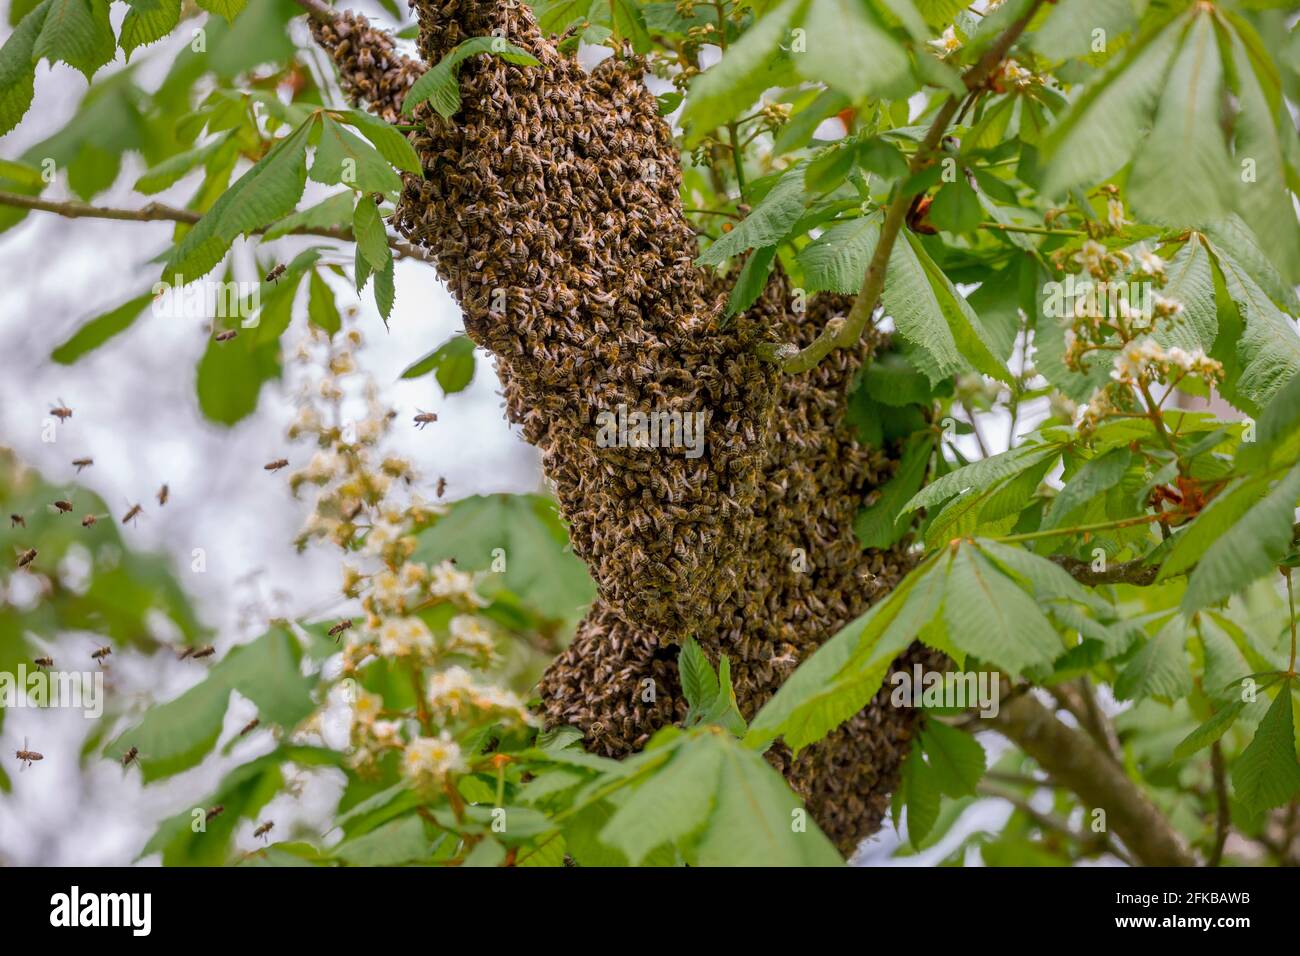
[152,276,260,321]
[890,664,1000,718]
[1042,274,1154,323]
[595,404,707,459]
[0,664,103,718]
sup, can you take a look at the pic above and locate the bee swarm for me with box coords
[312,0,939,853]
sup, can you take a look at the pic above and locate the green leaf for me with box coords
[678,636,719,714]
[196,319,281,425]
[339,108,422,175]
[1039,13,1184,199]
[1223,25,1300,282]
[50,292,154,364]
[402,36,541,117]
[942,545,1062,676]
[883,231,1012,385]
[899,738,940,846]
[929,177,982,234]
[746,554,944,752]
[681,0,804,146]
[1182,463,1300,613]
[1153,233,1218,352]
[1209,245,1300,412]
[855,431,933,549]
[799,0,911,100]
[600,737,720,865]
[307,269,341,336]
[1127,13,1233,226]
[413,494,595,622]
[797,213,881,294]
[1028,0,1138,61]
[166,116,317,283]
[311,115,404,195]
[0,0,49,129]
[262,191,355,240]
[120,0,181,59]
[400,333,477,394]
[1041,447,1130,530]
[1231,683,1300,814]
[919,720,985,798]
[333,815,430,865]
[1158,475,1269,581]
[196,0,246,21]
[351,195,391,274]
[903,442,1060,514]
[724,245,777,318]
[107,627,315,782]
[1114,615,1192,701]
[1173,699,1248,760]
[698,165,808,266]
[32,0,115,81]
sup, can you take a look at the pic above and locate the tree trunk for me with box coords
[311,0,932,854]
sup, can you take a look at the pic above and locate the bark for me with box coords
[989,688,1197,867]
[310,0,937,854]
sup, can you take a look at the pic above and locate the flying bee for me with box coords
[264,459,289,473]
[176,645,195,661]
[157,484,169,506]
[206,806,224,822]
[413,410,438,430]
[214,329,238,343]
[91,644,112,664]
[121,503,144,525]
[16,737,43,770]
[265,264,286,283]
[82,513,106,527]
[17,548,36,568]
[72,457,93,473]
[34,656,53,670]
[10,514,24,528]
[436,477,447,498]
[121,746,139,767]
[253,821,274,842]
[52,499,73,514]
[238,718,260,737]
[49,400,72,422]
[191,645,216,659]
[328,619,353,642]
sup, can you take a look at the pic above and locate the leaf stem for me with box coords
[995,512,1164,544]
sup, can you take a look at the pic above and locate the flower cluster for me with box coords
[284,325,534,789]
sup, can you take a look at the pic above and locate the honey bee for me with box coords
[82,514,103,527]
[413,410,437,430]
[192,645,216,659]
[206,806,224,822]
[91,644,112,663]
[72,457,93,473]
[52,499,73,514]
[265,264,286,283]
[49,401,72,422]
[328,619,353,642]
[121,503,144,525]
[157,484,169,506]
[10,514,24,528]
[238,718,260,737]
[17,548,36,568]
[34,656,53,670]
[253,821,274,841]
[436,477,447,498]
[16,737,43,770]
[264,459,289,472]
[121,746,139,767]
[214,329,238,342]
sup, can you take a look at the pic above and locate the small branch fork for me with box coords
[764,0,1049,374]
[0,189,433,264]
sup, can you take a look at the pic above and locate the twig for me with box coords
[764,0,1049,374]
[977,782,1133,864]
[0,189,433,264]
[1209,740,1230,866]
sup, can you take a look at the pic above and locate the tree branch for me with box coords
[0,189,433,264]
[977,782,1134,864]
[767,0,1049,374]
[987,684,1198,866]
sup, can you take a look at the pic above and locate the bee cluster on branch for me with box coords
[311,0,937,851]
